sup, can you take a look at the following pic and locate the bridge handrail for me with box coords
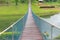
[0,13,28,35]
[40,17,60,29]
[33,13,60,30]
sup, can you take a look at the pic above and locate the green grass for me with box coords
[32,2,60,17]
[0,32,21,40]
[44,2,60,7]
[0,32,20,36]
[0,4,28,32]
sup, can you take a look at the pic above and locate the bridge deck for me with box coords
[20,0,43,40]
[20,9,43,40]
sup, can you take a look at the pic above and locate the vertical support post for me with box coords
[51,25,54,40]
[12,27,14,40]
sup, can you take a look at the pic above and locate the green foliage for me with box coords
[44,0,57,2]
[31,0,37,3]
[54,35,60,39]
[0,4,28,32]
[0,32,20,36]
[15,0,18,5]
[20,0,28,3]
[0,32,20,40]
[0,0,8,4]
[32,3,60,17]
[0,0,28,5]
[20,0,25,3]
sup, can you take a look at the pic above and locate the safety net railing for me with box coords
[32,13,60,40]
[0,13,28,40]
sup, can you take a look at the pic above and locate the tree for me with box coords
[15,0,18,5]
[44,0,57,2]
[52,0,57,2]
[44,0,49,2]
[20,0,25,3]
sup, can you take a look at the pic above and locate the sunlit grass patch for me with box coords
[0,4,28,32]
[32,3,60,17]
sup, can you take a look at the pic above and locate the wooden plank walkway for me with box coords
[20,0,43,40]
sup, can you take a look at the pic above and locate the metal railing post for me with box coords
[12,27,14,40]
[51,26,54,40]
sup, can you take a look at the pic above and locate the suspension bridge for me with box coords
[0,0,60,40]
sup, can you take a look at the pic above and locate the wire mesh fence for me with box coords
[32,13,60,40]
[0,13,28,40]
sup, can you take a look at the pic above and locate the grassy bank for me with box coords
[0,4,28,32]
[32,2,60,18]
